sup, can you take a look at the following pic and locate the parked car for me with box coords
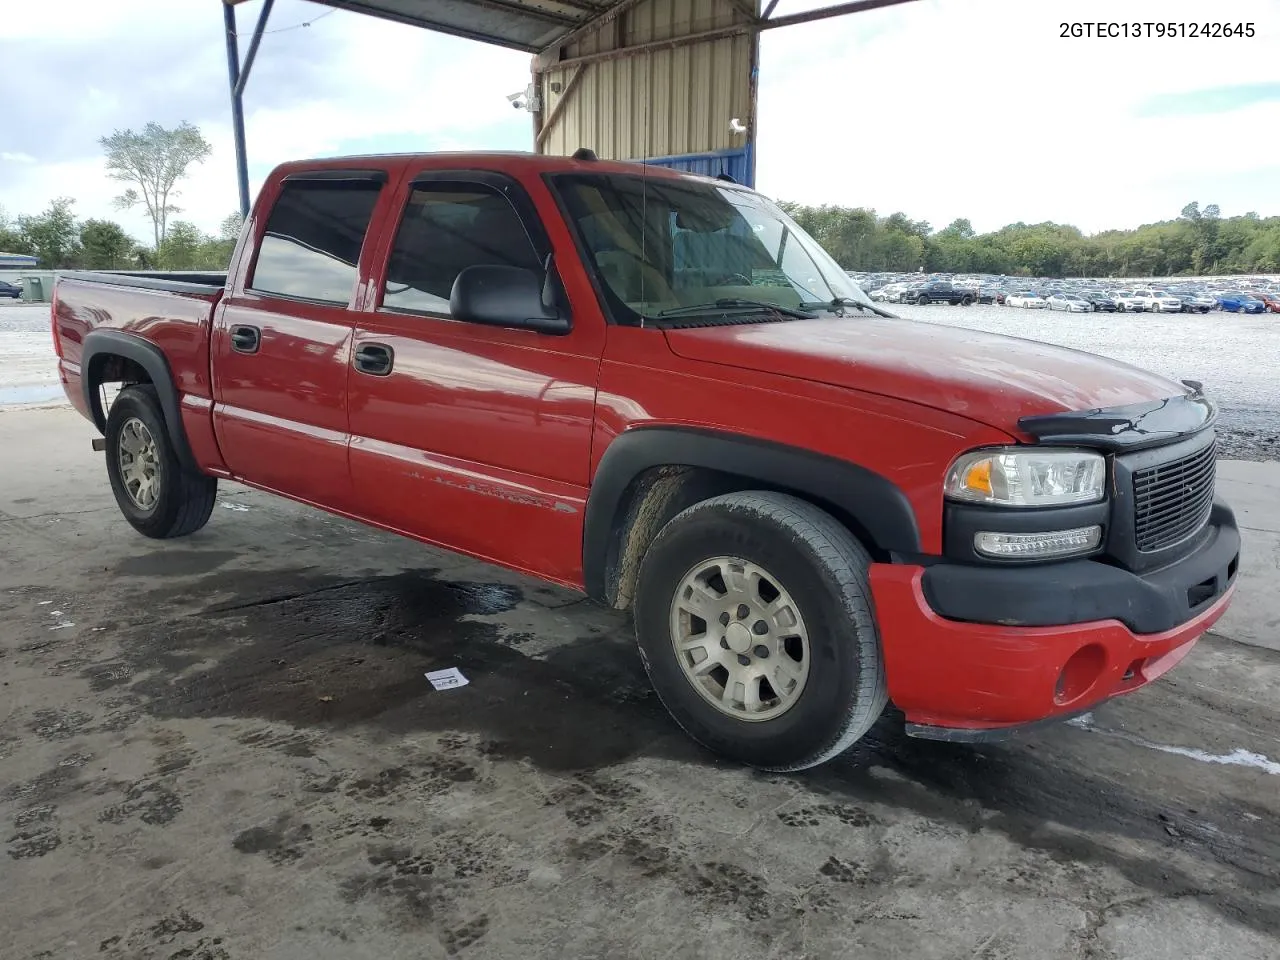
[1085,293,1118,312]
[1215,292,1266,314]
[873,282,910,303]
[1006,292,1047,308]
[50,150,1240,772]
[0,280,22,299]
[1130,289,1185,313]
[1113,291,1147,312]
[910,280,975,306]
[1257,292,1280,313]
[1178,293,1217,314]
[1046,294,1091,313]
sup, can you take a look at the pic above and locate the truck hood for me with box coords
[664,317,1188,435]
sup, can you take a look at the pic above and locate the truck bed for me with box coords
[60,270,228,295]
[52,271,224,432]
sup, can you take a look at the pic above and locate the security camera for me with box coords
[506,86,540,112]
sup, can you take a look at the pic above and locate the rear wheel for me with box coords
[632,491,888,771]
[105,385,218,539]
[960,295,973,306]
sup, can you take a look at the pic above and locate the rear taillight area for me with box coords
[50,290,63,358]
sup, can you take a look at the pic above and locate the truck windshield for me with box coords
[551,172,876,324]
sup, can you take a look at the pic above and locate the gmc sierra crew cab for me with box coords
[51,151,1240,771]
[908,280,974,306]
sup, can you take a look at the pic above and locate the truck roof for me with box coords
[268,150,742,187]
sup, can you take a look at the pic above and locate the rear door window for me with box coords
[249,178,384,304]
[380,183,542,318]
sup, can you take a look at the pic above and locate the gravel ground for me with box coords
[892,302,1280,461]
[4,300,1276,458]
[0,304,62,407]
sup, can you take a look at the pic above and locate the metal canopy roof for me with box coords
[303,0,609,52]
[296,0,921,54]
[221,0,921,214]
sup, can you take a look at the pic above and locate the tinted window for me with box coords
[381,183,541,317]
[552,172,872,323]
[250,178,382,303]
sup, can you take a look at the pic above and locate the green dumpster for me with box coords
[21,275,45,302]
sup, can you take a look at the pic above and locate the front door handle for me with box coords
[230,325,260,354]
[354,342,394,376]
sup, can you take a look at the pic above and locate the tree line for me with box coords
[778,201,1280,277]
[0,199,242,271]
[1,121,239,272]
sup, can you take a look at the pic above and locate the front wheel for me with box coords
[105,385,218,538]
[633,491,888,771]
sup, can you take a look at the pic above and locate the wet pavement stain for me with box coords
[232,816,315,865]
[114,550,240,578]
[799,721,1280,936]
[99,779,184,827]
[112,572,680,772]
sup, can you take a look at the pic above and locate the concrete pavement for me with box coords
[2,405,1279,960]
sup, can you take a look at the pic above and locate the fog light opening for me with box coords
[1055,644,1107,705]
[974,525,1102,560]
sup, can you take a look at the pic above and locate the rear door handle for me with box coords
[354,343,394,376]
[230,325,260,354]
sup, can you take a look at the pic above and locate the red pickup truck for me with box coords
[51,151,1240,771]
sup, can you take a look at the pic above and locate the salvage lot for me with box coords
[3,403,1280,959]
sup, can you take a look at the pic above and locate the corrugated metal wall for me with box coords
[536,0,756,179]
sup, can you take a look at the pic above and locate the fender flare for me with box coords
[81,329,197,470]
[582,426,922,602]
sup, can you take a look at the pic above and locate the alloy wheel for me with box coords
[669,557,810,722]
[118,417,161,510]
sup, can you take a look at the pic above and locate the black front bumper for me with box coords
[922,501,1240,634]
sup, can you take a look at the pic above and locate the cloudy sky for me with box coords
[3,0,1277,242]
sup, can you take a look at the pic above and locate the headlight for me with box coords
[945,448,1105,507]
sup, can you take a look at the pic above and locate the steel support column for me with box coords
[223,0,275,218]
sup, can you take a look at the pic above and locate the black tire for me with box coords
[632,491,888,771]
[105,384,218,539]
[960,296,973,306]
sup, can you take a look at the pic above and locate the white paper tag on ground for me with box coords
[425,667,469,691]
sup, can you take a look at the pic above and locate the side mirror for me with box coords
[449,264,571,335]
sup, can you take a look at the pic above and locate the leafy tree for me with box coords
[80,219,134,269]
[939,218,975,239]
[197,212,245,268]
[157,220,206,269]
[18,198,81,268]
[100,121,213,250]
[0,206,34,257]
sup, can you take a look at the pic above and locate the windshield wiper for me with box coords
[657,298,818,320]
[800,296,898,319]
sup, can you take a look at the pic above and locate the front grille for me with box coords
[1133,439,1217,552]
